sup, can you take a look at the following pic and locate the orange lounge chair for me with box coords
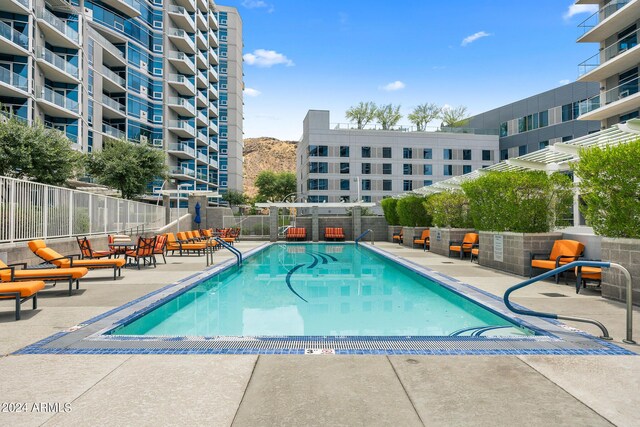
[413,229,430,250]
[324,227,345,241]
[0,259,88,296]
[449,233,479,259]
[166,233,206,256]
[530,239,585,283]
[0,280,46,320]
[28,240,125,280]
[286,227,307,241]
[392,230,403,244]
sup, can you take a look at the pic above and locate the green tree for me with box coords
[0,116,83,185]
[571,140,640,238]
[424,191,473,228]
[222,189,247,209]
[345,101,378,129]
[440,105,469,128]
[380,198,399,225]
[396,195,431,227]
[408,103,441,131]
[375,104,402,130]
[255,170,296,202]
[86,138,166,199]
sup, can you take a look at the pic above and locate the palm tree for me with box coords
[375,104,402,130]
[408,103,441,131]
[345,101,377,129]
[440,105,469,128]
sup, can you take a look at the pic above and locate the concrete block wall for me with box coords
[360,217,389,242]
[0,236,110,267]
[318,217,353,240]
[479,232,562,276]
[601,238,640,306]
[387,226,402,243]
[206,207,234,230]
[430,228,476,257]
[402,227,429,249]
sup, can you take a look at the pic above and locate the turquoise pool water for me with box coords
[111,244,534,337]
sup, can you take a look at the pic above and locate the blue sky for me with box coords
[223,0,599,140]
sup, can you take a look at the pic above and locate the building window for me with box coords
[423,148,432,159]
[382,163,392,174]
[562,103,573,122]
[362,195,371,203]
[500,149,508,160]
[362,179,371,191]
[463,149,472,160]
[383,147,392,158]
[423,180,433,186]
[403,148,413,159]
[539,140,549,150]
[340,195,350,202]
[307,179,328,190]
[482,150,491,161]
[620,111,640,122]
[443,149,452,160]
[539,110,548,128]
[403,164,412,175]
[463,165,472,174]
[340,179,350,190]
[308,195,328,203]
[362,163,371,174]
[383,180,392,191]
[444,165,453,176]
[362,146,371,158]
[519,145,528,156]
[309,162,328,173]
[309,145,328,156]
[500,122,508,137]
[562,135,573,142]
[340,163,350,174]
[423,164,432,175]
[403,180,413,191]
[340,146,349,157]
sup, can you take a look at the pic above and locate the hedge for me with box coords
[424,191,473,228]
[396,195,431,227]
[572,139,640,238]
[461,171,573,233]
[380,198,399,225]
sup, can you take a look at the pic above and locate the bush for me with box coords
[424,191,473,228]
[461,171,573,233]
[396,195,431,227]
[571,139,640,238]
[380,198,399,225]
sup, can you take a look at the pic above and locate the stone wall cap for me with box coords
[602,236,640,244]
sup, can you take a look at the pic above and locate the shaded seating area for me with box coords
[0,259,88,296]
[0,280,45,320]
[286,227,307,241]
[28,240,125,280]
[324,227,345,241]
[530,239,585,283]
[449,233,479,259]
[413,229,430,250]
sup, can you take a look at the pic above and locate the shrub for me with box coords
[571,139,640,238]
[396,195,431,227]
[424,191,473,228]
[461,171,573,233]
[380,198,399,225]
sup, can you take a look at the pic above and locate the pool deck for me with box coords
[1,240,638,426]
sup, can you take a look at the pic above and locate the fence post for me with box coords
[68,191,73,238]
[88,193,92,235]
[9,179,16,243]
[103,196,107,235]
[43,188,48,240]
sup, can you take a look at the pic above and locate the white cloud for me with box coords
[242,0,266,8]
[243,49,294,67]
[461,31,491,47]
[558,79,571,85]
[380,80,406,91]
[563,4,598,20]
[244,87,261,97]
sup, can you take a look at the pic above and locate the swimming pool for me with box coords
[110,243,533,338]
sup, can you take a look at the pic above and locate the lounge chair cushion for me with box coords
[0,281,46,298]
[33,245,125,269]
[549,240,584,262]
[449,245,472,253]
[471,248,479,256]
[0,267,88,282]
[531,259,568,270]
[577,266,601,280]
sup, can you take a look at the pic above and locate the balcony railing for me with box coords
[578,76,639,116]
[0,67,28,91]
[37,46,79,78]
[37,86,79,113]
[168,52,195,68]
[209,158,218,168]
[102,123,126,139]
[89,28,125,62]
[168,97,195,113]
[578,28,639,76]
[168,74,195,92]
[14,0,29,8]
[102,94,125,112]
[168,143,196,157]
[197,152,208,163]
[329,122,500,135]
[0,20,28,49]
[101,66,126,86]
[168,120,196,135]
[197,109,207,122]
[578,0,631,36]
[170,166,196,177]
[197,171,208,181]
[36,7,80,44]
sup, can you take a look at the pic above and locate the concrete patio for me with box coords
[1,241,638,426]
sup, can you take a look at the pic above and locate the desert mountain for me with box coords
[243,137,297,197]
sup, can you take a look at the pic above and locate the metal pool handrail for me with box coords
[504,260,635,344]
[355,229,374,246]
[214,237,242,266]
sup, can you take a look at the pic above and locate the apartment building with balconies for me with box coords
[0,0,242,204]
[576,0,640,127]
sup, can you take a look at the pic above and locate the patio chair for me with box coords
[286,227,306,241]
[449,233,479,259]
[28,240,125,280]
[392,230,403,244]
[530,239,585,283]
[0,259,88,296]
[153,234,168,264]
[77,237,113,259]
[324,227,345,241]
[470,244,479,263]
[108,235,128,257]
[575,263,602,290]
[413,229,430,250]
[125,236,157,269]
[0,280,46,320]
[165,233,206,256]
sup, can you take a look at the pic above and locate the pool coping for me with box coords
[14,242,635,356]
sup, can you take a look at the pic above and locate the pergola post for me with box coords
[269,207,278,242]
[353,206,362,240]
[312,207,319,242]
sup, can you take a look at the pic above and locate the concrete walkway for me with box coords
[1,241,638,426]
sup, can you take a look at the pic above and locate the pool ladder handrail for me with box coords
[213,237,243,267]
[355,229,374,246]
[503,260,635,344]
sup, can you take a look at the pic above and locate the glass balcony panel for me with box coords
[38,86,79,113]
[37,46,79,78]
[37,7,80,44]
[0,67,28,91]
[0,20,28,50]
